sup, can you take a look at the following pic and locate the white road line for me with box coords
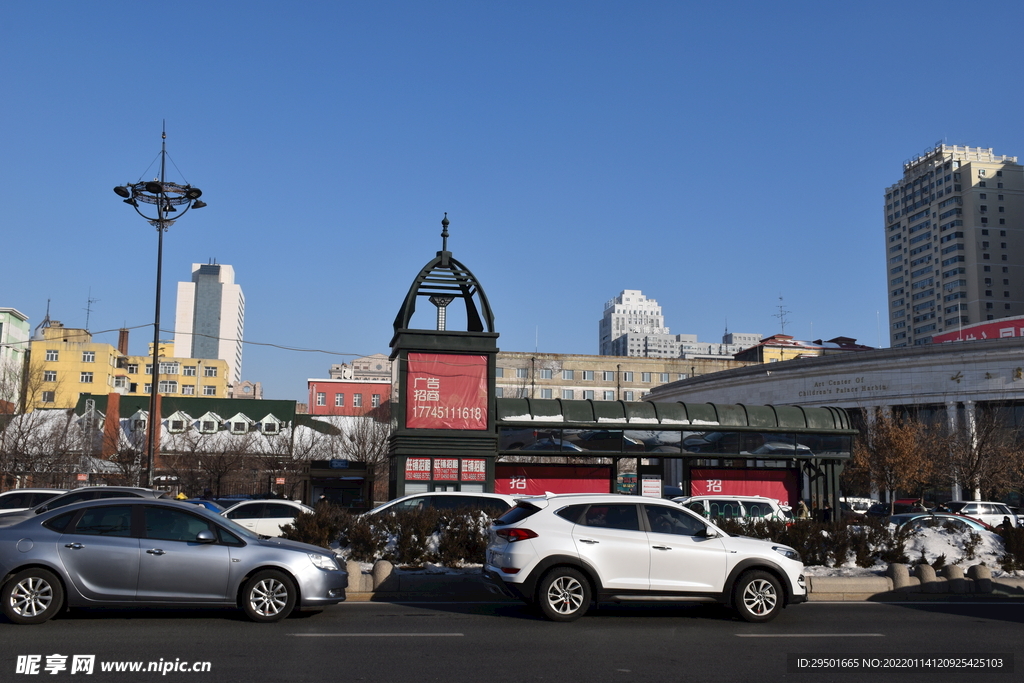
[736,633,884,638]
[288,633,465,637]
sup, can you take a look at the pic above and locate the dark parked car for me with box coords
[0,498,346,624]
[0,487,169,527]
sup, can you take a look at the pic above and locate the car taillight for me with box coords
[496,528,538,542]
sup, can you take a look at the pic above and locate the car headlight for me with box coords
[772,545,801,562]
[308,553,340,571]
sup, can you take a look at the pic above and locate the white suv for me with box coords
[484,493,805,622]
[673,495,793,522]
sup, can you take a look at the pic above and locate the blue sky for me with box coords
[3,1,1024,402]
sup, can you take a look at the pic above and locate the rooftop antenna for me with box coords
[84,289,100,332]
[772,294,790,334]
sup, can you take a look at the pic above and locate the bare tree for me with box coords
[852,409,939,512]
[337,403,392,501]
[942,405,1024,500]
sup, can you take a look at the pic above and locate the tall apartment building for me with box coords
[599,289,761,358]
[885,145,1024,347]
[174,262,245,384]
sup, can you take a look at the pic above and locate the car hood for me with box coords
[720,533,798,559]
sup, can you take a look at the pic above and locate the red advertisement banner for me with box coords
[688,468,798,507]
[406,353,488,430]
[405,457,431,481]
[460,458,487,482]
[495,465,612,496]
[432,457,460,481]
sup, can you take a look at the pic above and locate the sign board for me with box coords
[495,465,611,496]
[460,458,486,482]
[640,475,662,498]
[405,457,432,481]
[689,468,798,507]
[76,473,88,482]
[406,353,488,430]
[275,477,286,485]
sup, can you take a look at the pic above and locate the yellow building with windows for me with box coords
[27,322,229,411]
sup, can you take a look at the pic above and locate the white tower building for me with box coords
[174,262,245,384]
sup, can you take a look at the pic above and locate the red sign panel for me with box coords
[405,457,432,481]
[932,317,1024,344]
[406,353,488,430]
[689,468,798,507]
[432,457,460,481]
[495,465,612,496]
[461,458,487,482]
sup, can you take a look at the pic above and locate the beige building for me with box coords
[27,322,229,411]
[886,145,1024,347]
[495,352,749,401]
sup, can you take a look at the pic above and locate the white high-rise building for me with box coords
[885,145,1024,347]
[599,290,670,355]
[174,262,245,384]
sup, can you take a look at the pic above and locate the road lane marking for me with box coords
[288,633,464,637]
[736,633,884,638]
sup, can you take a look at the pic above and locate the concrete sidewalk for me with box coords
[344,560,1024,603]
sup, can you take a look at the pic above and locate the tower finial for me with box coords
[440,212,449,252]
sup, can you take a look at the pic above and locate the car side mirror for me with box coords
[697,526,719,539]
[195,530,216,543]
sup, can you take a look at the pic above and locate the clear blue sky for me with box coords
[3,1,1023,402]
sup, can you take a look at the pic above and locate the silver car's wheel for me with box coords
[242,570,297,622]
[537,568,590,622]
[733,570,782,623]
[2,569,63,625]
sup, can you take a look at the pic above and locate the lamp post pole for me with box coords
[114,128,206,488]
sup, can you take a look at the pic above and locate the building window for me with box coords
[515,368,528,379]
[603,391,615,401]
[264,423,278,434]
[45,349,58,362]
[624,391,634,401]
[203,386,216,396]
[201,420,216,432]
[82,351,95,363]
[203,366,218,377]
[602,371,614,381]
[539,369,552,379]
[231,422,247,434]
[41,391,55,403]
[562,389,574,400]
[316,392,326,406]
[143,384,151,394]
[169,420,186,433]
[623,372,634,382]
[540,388,553,399]
[159,362,179,375]
[114,377,127,389]
[126,363,138,374]
[43,370,57,382]
[495,367,504,378]
[660,373,670,383]
[145,364,153,375]
[181,385,195,395]
[80,372,93,383]
[158,380,177,393]
[335,393,345,407]
[495,387,504,398]
[182,366,196,377]
[353,394,363,407]
[562,370,574,380]
[584,390,594,400]
[582,370,594,381]
[642,372,652,383]
[372,394,381,407]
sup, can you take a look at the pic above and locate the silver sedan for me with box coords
[0,498,347,624]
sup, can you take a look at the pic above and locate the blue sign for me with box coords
[329,459,350,469]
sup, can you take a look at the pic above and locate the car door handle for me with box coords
[578,538,599,544]
[146,548,166,556]
[64,542,84,550]
[652,545,672,550]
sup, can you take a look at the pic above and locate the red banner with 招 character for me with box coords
[688,468,798,507]
[406,353,488,430]
[495,465,612,496]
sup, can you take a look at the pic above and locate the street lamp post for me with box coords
[113,129,206,488]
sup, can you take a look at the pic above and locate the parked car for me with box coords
[0,489,66,514]
[484,493,806,622]
[941,501,1018,528]
[865,499,928,518]
[0,487,169,527]
[0,498,346,624]
[221,500,314,537]
[673,495,793,522]
[364,491,518,517]
[840,497,878,515]
[889,512,993,533]
[184,499,226,514]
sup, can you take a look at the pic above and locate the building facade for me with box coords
[0,308,29,408]
[599,289,761,358]
[27,322,229,410]
[307,377,391,417]
[173,262,245,384]
[885,145,1024,347]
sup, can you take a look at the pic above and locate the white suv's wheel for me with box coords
[733,570,782,623]
[537,567,590,622]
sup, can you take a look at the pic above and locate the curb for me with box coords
[345,560,1024,603]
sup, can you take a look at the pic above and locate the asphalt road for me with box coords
[1,600,1021,683]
